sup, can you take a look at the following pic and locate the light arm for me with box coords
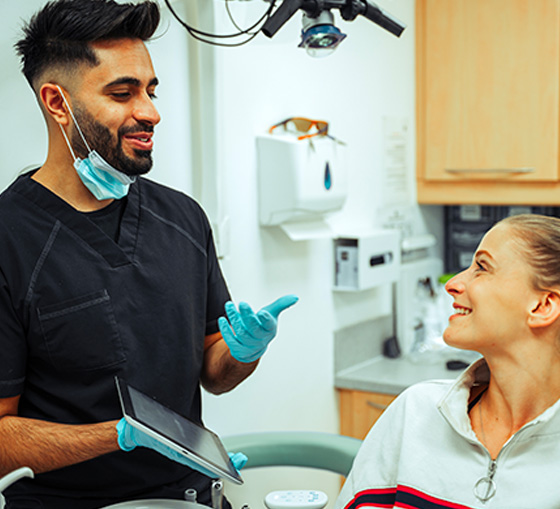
[262,0,405,39]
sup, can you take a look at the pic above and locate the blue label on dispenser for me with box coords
[324,162,332,190]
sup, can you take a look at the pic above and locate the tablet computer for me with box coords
[115,377,243,485]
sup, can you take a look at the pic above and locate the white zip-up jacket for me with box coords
[335,359,560,509]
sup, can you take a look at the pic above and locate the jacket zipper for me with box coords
[473,423,534,503]
[473,459,497,502]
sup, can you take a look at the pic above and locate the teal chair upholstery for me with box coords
[222,432,362,477]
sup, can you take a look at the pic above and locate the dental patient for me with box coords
[335,214,560,509]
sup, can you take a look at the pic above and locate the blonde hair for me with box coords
[498,214,560,291]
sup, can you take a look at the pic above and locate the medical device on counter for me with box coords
[333,230,400,291]
[333,230,402,357]
[395,256,444,356]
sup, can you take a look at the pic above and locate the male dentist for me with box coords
[0,1,297,507]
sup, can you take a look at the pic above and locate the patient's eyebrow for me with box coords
[474,249,492,259]
[473,249,496,268]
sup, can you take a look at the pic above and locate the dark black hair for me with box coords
[15,0,160,89]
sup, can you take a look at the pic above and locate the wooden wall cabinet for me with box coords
[338,389,397,440]
[416,0,560,205]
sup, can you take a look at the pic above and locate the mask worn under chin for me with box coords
[73,151,136,200]
[56,85,136,201]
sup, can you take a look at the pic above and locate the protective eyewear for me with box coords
[269,117,329,140]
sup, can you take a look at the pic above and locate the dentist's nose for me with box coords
[133,95,161,126]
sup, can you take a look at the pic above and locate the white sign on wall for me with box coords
[381,115,411,207]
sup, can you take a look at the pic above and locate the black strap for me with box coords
[468,387,488,413]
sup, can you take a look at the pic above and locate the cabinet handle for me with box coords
[445,167,535,174]
[367,401,389,411]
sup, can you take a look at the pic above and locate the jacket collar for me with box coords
[437,358,560,443]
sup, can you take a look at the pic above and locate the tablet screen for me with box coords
[116,377,243,484]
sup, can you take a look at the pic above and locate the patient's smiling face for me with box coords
[442,223,540,355]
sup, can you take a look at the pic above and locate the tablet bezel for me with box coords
[115,377,243,485]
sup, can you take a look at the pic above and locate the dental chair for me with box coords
[221,431,361,509]
[0,432,362,509]
[222,431,361,476]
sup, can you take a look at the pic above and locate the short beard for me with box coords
[70,105,154,177]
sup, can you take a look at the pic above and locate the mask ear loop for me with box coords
[58,122,77,161]
[55,85,92,157]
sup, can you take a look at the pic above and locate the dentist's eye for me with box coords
[111,92,131,100]
[475,261,486,272]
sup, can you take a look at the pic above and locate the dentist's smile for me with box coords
[123,132,153,151]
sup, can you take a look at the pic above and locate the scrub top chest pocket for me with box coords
[37,289,126,372]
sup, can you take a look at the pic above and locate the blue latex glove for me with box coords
[116,418,247,476]
[218,294,299,363]
[228,451,248,471]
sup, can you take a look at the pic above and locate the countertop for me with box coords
[335,354,471,395]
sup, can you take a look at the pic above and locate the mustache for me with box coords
[119,123,155,136]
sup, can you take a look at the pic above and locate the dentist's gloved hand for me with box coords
[116,418,248,475]
[228,451,248,472]
[218,294,299,363]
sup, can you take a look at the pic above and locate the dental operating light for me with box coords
[298,11,347,57]
[262,0,406,56]
[163,0,405,55]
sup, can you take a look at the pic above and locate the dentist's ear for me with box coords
[39,83,70,125]
[528,290,560,329]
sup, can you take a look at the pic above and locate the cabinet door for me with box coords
[418,0,560,183]
[339,389,397,440]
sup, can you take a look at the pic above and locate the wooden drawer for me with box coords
[338,389,397,440]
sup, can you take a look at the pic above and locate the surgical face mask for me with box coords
[56,85,136,201]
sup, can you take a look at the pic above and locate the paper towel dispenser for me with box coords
[256,134,347,227]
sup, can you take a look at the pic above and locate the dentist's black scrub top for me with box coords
[0,171,231,507]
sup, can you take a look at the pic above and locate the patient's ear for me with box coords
[528,290,560,328]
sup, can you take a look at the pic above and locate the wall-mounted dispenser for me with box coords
[256,134,347,240]
[333,230,401,291]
